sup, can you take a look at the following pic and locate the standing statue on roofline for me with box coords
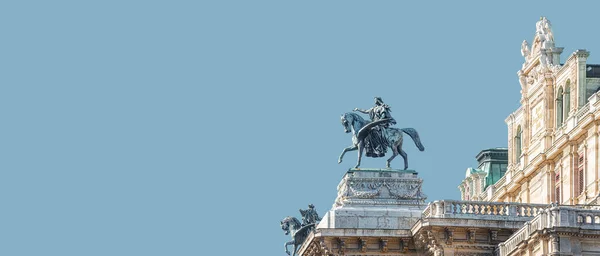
[339,97,425,169]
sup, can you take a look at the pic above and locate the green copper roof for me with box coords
[466,148,508,189]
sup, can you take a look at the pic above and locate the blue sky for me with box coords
[2,1,600,255]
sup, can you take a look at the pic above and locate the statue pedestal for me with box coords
[317,168,427,235]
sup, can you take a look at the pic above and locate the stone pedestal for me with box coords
[297,169,427,255]
[317,168,426,236]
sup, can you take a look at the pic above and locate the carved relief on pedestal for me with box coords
[334,170,427,207]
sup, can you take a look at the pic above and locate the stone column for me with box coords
[595,121,600,196]
[545,163,556,204]
[550,234,560,255]
[544,72,556,151]
[568,143,577,204]
[575,50,590,107]
[521,178,531,203]
[541,235,550,256]
[507,114,515,166]
[552,47,564,66]
[523,97,531,165]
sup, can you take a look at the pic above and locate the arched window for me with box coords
[515,125,522,162]
[564,80,571,119]
[556,87,564,127]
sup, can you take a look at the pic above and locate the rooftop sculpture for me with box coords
[280,204,321,256]
[338,97,425,169]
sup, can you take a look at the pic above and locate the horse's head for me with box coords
[281,220,290,235]
[280,216,301,236]
[341,113,352,133]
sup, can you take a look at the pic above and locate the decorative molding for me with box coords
[445,228,454,245]
[337,238,346,255]
[359,237,367,253]
[380,238,388,253]
[468,229,476,244]
[401,238,410,253]
[490,230,498,242]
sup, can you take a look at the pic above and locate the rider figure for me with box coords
[299,204,321,226]
[353,97,396,157]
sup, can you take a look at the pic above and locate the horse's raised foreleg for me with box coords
[355,142,364,169]
[400,149,408,170]
[284,240,294,255]
[338,145,358,164]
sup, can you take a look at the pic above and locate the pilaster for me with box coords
[575,50,589,107]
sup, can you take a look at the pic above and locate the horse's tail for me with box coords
[401,128,425,151]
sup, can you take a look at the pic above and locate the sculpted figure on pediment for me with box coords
[518,72,527,90]
[521,40,530,60]
[535,17,554,67]
[527,69,537,85]
[538,17,554,49]
[527,17,556,68]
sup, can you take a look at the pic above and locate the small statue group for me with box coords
[521,17,556,67]
[280,204,322,256]
[299,204,321,226]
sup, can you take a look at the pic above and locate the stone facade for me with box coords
[474,18,600,206]
[295,17,600,256]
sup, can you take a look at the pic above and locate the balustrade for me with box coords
[498,206,600,256]
[423,200,547,219]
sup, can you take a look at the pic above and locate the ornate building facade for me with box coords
[288,17,600,256]
[460,17,600,206]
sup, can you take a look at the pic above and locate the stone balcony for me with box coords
[498,206,600,256]
[412,200,548,256]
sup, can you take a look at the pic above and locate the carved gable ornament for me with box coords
[521,17,560,70]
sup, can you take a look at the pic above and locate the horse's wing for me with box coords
[293,224,315,251]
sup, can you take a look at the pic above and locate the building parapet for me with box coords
[498,206,600,256]
[423,200,548,220]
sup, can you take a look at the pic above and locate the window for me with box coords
[515,126,522,161]
[555,171,561,203]
[565,80,571,119]
[577,152,585,195]
[556,87,564,127]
